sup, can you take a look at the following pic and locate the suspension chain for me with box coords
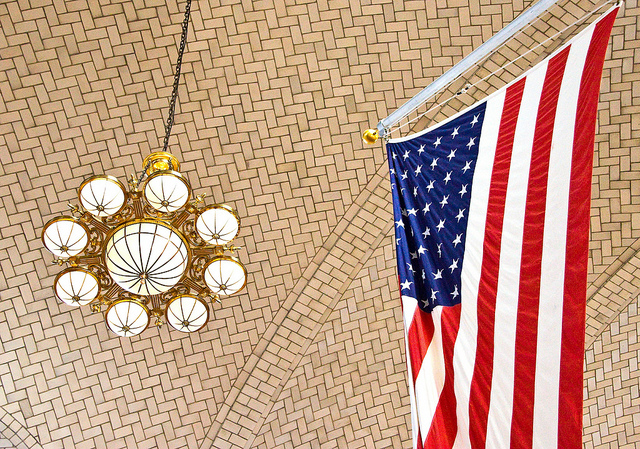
[162,0,192,154]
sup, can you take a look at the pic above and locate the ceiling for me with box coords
[0,0,638,447]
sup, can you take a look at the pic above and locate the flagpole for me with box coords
[365,0,561,143]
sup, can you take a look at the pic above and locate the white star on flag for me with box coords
[466,137,476,149]
[427,180,435,192]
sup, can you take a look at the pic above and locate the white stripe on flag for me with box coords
[415,306,446,443]
[452,89,505,449]
[402,296,421,449]
[485,60,548,448]
[532,24,595,449]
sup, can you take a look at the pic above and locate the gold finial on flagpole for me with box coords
[362,129,379,145]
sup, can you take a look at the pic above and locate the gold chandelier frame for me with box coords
[42,151,247,337]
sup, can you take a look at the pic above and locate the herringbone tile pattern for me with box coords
[0,0,639,447]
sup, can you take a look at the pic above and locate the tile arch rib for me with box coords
[198,159,396,449]
[586,236,640,306]
[585,250,640,349]
[583,261,640,447]
[0,406,42,449]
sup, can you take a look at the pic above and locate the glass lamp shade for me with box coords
[196,204,240,245]
[105,298,150,337]
[203,255,247,296]
[143,171,191,213]
[104,220,189,295]
[78,175,127,217]
[54,267,100,306]
[165,294,209,332]
[42,216,90,258]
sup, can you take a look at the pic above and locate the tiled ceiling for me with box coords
[0,0,639,447]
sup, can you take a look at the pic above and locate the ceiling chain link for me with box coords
[162,0,192,154]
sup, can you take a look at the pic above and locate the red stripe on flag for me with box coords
[408,306,436,383]
[509,46,570,449]
[416,429,424,449]
[424,305,461,449]
[469,78,526,449]
[558,8,619,448]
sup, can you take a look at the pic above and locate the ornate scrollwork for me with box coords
[87,264,113,289]
[67,202,84,218]
[103,203,135,226]
[143,204,178,221]
[90,302,102,313]
[85,228,104,255]
[189,254,211,283]
[158,282,190,304]
[183,218,207,247]
[117,290,150,305]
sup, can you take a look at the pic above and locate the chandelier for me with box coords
[40,0,248,337]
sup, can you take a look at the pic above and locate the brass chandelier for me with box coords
[41,0,248,337]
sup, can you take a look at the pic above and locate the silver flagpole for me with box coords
[363,0,560,144]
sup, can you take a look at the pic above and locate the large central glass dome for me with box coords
[104,220,189,295]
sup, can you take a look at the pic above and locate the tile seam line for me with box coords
[582,238,640,349]
[585,276,640,350]
[236,219,396,449]
[586,235,640,302]
[198,157,392,448]
[249,162,390,359]
[0,409,41,449]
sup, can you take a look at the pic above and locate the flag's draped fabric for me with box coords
[387,7,619,449]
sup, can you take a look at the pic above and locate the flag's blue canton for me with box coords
[387,103,486,312]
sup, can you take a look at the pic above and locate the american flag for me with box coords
[387,6,619,449]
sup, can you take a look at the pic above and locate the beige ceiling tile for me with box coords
[1,0,639,447]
